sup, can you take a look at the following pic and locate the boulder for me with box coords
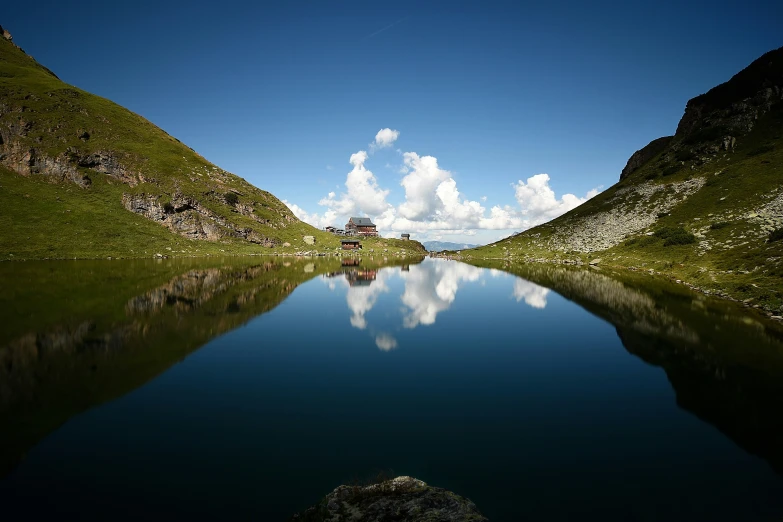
[290,476,487,522]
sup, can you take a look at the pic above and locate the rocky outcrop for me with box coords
[291,476,487,522]
[534,177,706,253]
[0,141,92,187]
[668,46,783,161]
[617,48,783,180]
[0,117,140,187]
[122,193,276,245]
[620,136,673,180]
[676,47,783,140]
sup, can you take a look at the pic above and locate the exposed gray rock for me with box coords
[122,192,276,246]
[620,136,673,180]
[291,476,487,522]
[675,47,783,144]
[540,178,706,253]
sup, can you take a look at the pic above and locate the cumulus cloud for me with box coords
[375,333,398,351]
[285,130,600,240]
[372,128,400,150]
[283,200,337,229]
[319,150,392,218]
[512,278,550,309]
[514,174,600,228]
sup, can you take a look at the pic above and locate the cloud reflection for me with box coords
[513,278,550,309]
[401,260,483,328]
[375,333,398,351]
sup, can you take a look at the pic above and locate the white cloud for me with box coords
[326,165,334,170]
[283,200,337,229]
[319,150,392,218]
[512,278,550,309]
[514,174,600,228]
[375,333,398,351]
[372,128,400,150]
[286,131,601,241]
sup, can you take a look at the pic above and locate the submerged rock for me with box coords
[291,476,487,522]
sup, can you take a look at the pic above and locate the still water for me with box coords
[1,256,782,521]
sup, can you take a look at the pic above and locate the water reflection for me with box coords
[512,278,550,309]
[401,260,483,328]
[469,259,783,476]
[0,256,423,477]
[3,254,783,507]
[334,259,546,339]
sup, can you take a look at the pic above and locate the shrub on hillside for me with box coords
[675,149,696,162]
[225,192,239,206]
[710,221,730,230]
[769,228,783,243]
[662,165,681,177]
[654,226,697,246]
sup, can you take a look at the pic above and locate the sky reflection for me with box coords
[325,259,548,350]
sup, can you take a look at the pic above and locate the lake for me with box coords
[1,256,782,521]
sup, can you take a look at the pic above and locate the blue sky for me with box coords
[4,1,782,243]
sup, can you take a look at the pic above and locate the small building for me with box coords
[341,239,362,250]
[325,226,336,233]
[345,217,378,237]
[401,233,410,240]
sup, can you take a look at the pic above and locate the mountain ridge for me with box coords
[466,46,783,314]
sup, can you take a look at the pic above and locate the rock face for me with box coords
[676,46,783,140]
[122,193,276,245]
[618,47,783,182]
[619,136,673,180]
[291,476,487,522]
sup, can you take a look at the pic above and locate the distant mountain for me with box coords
[423,241,478,252]
[0,25,425,259]
[467,46,783,308]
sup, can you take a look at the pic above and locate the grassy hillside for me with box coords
[466,47,783,313]
[0,27,425,259]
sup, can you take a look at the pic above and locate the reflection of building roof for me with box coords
[349,217,375,227]
[346,269,377,287]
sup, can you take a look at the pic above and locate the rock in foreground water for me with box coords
[290,476,488,522]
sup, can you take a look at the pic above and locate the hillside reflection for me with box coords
[470,260,783,476]
[0,256,423,478]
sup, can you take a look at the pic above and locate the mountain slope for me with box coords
[467,46,783,312]
[0,26,424,259]
[422,240,478,252]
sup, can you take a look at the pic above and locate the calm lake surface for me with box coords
[1,256,783,521]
